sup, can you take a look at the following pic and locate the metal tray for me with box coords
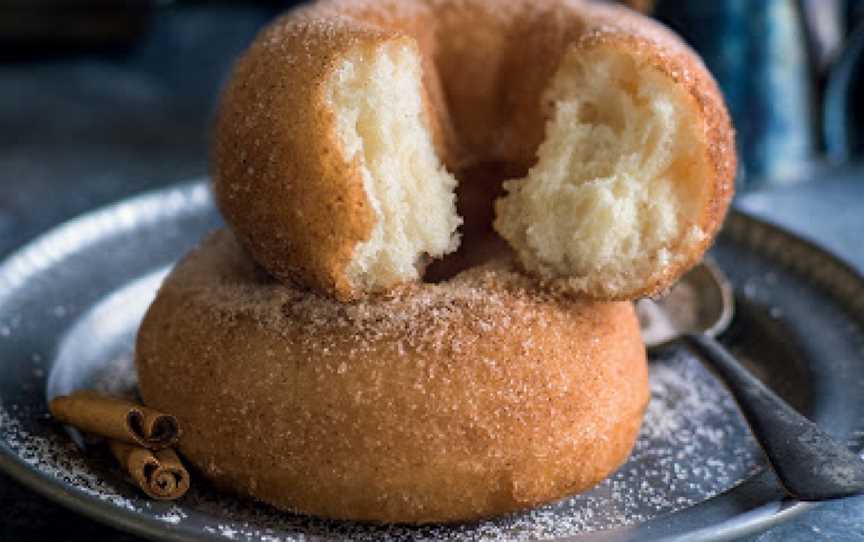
[1,181,863,542]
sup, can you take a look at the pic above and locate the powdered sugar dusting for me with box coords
[0,407,141,514]
[156,505,188,525]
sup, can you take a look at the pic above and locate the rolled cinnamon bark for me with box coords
[49,390,180,450]
[109,441,190,500]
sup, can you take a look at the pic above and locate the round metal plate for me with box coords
[1,181,863,541]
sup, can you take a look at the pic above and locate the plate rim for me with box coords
[0,180,859,542]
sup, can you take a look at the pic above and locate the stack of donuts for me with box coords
[136,0,734,524]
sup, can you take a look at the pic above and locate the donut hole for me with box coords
[495,47,710,297]
[424,162,521,283]
[326,40,462,292]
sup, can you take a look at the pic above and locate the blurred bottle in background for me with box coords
[643,0,864,189]
[824,0,864,163]
[653,0,819,189]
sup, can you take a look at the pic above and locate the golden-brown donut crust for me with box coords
[539,4,735,300]
[136,230,649,524]
[213,14,403,301]
[212,0,734,301]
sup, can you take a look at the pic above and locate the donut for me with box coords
[135,230,649,524]
[212,0,735,301]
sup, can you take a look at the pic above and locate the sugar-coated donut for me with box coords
[136,230,649,524]
[213,0,735,302]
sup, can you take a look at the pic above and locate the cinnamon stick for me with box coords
[49,390,180,450]
[109,441,190,500]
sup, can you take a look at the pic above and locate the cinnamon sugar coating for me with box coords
[212,0,735,301]
[136,230,649,523]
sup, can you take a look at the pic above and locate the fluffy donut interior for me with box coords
[327,41,461,292]
[495,48,709,296]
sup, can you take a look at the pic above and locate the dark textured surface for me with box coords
[1,3,863,541]
[0,4,278,260]
[685,331,864,502]
[0,5,277,541]
[735,169,864,540]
